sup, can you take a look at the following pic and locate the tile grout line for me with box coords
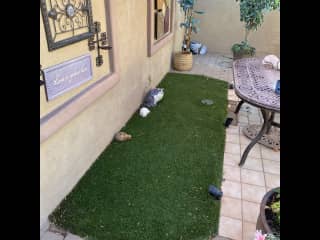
[224,162,263,173]
[257,112,269,201]
[223,177,267,189]
[223,161,279,176]
[224,152,280,171]
[261,143,268,192]
[222,194,265,205]
[219,89,232,239]
[239,134,244,240]
[220,214,242,222]
[220,93,240,239]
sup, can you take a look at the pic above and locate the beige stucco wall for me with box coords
[40,0,184,230]
[192,0,280,56]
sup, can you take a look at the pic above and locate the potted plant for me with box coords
[173,0,204,71]
[256,187,280,238]
[232,0,280,59]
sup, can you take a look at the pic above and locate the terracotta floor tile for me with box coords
[239,135,251,145]
[264,173,280,189]
[241,169,265,186]
[222,180,242,199]
[220,197,242,220]
[219,216,242,240]
[262,159,280,175]
[225,142,241,155]
[240,144,261,159]
[242,157,263,172]
[260,146,280,161]
[223,165,241,182]
[226,126,240,135]
[226,134,240,144]
[242,183,266,203]
[243,221,257,240]
[223,153,240,167]
[242,201,260,223]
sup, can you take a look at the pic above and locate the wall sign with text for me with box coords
[42,54,93,101]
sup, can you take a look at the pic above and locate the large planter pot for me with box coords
[256,188,279,234]
[173,52,193,71]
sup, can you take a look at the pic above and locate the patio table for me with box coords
[232,58,280,167]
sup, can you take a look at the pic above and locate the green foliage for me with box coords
[178,0,205,52]
[232,0,280,56]
[266,233,280,240]
[271,188,280,226]
[231,41,255,56]
[271,200,280,224]
[236,0,280,31]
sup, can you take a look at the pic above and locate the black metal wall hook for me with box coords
[88,21,112,67]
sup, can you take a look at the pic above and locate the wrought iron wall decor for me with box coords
[88,21,112,67]
[40,0,94,51]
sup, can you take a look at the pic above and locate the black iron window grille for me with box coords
[40,0,94,51]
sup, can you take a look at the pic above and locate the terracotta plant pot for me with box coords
[173,52,193,71]
[233,51,255,60]
[256,188,278,234]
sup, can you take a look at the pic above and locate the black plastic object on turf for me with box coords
[208,185,223,200]
[224,118,233,128]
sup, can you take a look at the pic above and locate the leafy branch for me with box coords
[177,0,204,53]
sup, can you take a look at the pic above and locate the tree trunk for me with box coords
[182,8,193,53]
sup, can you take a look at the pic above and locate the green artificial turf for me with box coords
[50,73,228,240]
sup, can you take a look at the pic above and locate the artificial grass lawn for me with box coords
[50,73,228,240]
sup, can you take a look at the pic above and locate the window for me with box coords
[148,0,175,56]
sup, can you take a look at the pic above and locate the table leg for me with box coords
[239,109,270,167]
[266,112,275,134]
[234,100,244,114]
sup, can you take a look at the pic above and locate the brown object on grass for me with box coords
[114,132,132,142]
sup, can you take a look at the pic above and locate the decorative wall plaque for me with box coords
[40,0,94,51]
[42,54,93,101]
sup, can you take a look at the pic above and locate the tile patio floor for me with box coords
[41,52,280,240]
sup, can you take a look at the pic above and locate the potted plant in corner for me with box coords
[256,187,280,239]
[173,0,204,71]
[232,0,280,59]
